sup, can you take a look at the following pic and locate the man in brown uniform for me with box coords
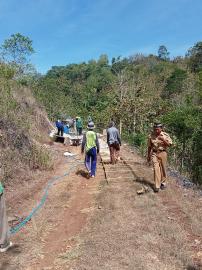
[147,123,172,192]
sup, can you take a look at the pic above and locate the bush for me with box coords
[30,144,53,170]
[0,63,15,79]
[192,130,202,184]
[123,132,147,156]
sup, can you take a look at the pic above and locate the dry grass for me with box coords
[0,76,53,186]
[70,149,201,270]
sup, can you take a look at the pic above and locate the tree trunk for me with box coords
[133,109,136,133]
[120,119,122,136]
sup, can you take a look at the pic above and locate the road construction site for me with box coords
[1,136,202,270]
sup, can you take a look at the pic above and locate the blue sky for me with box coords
[0,0,201,74]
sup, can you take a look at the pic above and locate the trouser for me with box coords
[0,193,9,248]
[85,147,97,176]
[151,151,167,189]
[109,143,120,165]
[57,127,64,136]
[77,127,82,136]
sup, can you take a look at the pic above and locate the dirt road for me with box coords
[0,142,201,270]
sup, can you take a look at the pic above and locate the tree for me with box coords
[163,68,187,98]
[0,33,35,74]
[162,105,201,173]
[186,41,202,72]
[158,45,170,61]
[97,54,109,67]
[34,42,201,184]
[192,129,202,184]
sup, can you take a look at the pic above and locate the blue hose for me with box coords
[10,157,83,235]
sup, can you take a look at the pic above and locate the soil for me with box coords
[0,142,201,270]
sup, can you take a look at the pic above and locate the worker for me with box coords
[147,123,172,192]
[81,122,100,178]
[88,116,92,123]
[55,119,64,136]
[63,124,70,134]
[68,118,74,133]
[107,121,121,164]
[0,179,12,252]
[76,117,83,135]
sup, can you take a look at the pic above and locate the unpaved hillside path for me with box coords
[0,141,201,270]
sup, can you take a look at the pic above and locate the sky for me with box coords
[0,0,201,74]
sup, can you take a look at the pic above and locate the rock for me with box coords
[39,254,44,259]
[194,239,201,245]
[167,216,175,221]
[137,188,145,195]
[197,251,202,258]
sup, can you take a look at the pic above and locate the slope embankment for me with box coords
[0,77,54,188]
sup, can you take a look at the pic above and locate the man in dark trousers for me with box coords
[55,119,64,136]
[76,117,83,136]
[81,122,100,178]
[107,121,121,164]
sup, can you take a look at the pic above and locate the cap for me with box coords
[154,123,163,128]
[87,121,95,129]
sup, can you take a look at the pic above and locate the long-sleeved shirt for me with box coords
[81,131,100,153]
[107,126,121,146]
[76,119,83,129]
[148,131,172,152]
[55,121,63,129]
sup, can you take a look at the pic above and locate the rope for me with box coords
[10,156,83,235]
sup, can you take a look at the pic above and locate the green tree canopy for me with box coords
[158,45,170,61]
[186,41,202,72]
[0,33,35,74]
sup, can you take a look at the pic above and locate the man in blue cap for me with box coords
[81,122,100,178]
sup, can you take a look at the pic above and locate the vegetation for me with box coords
[158,45,170,61]
[0,38,52,184]
[0,33,35,76]
[0,33,201,184]
[34,44,202,184]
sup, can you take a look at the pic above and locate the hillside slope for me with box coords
[0,73,53,186]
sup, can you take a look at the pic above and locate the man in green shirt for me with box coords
[81,122,100,178]
[76,117,83,135]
